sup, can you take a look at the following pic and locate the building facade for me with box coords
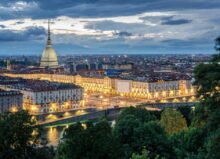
[0,76,83,114]
[5,73,196,100]
[0,89,23,113]
[20,87,83,114]
[15,82,83,114]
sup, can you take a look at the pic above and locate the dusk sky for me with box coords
[0,0,219,55]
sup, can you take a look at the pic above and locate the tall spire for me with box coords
[47,19,52,45]
[40,19,59,68]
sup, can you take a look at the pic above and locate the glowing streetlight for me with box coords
[10,106,18,113]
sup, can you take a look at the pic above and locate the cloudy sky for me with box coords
[0,0,219,55]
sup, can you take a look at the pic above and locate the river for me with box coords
[42,120,116,146]
[42,126,67,146]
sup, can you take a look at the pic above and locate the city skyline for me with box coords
[0,0,220,55]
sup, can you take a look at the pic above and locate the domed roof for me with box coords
[40,44,59,68]
[40,20,59,68]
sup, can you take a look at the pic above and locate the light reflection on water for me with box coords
[43,121,115,146]
[43,126,67,146]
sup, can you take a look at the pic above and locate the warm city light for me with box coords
[10,106,18,113]
[63,112,71,117]
[0,1,217,157]
[46,114,58,120]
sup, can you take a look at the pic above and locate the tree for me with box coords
[34,146,55,159]
[131,149,163,159]
[132,121,173,159]
[170,128,206,159]
[204,128,220,159]
[160,108,187,134]
[189,36,220,159]
[212,35,220,62]
[0,110,51,159]
[56,122,84,159]
[193,55,220,131]
[177,106,192,126]
[214,36,220,52]
[118,107,156,123]
[193,63,220,99]
[114,115,141,158]
[131,149,151,159]
[114,114,173,159]
[56,120,123,159]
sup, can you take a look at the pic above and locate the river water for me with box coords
[42,126,67,146]
[42,121,116,146]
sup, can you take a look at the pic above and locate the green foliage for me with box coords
[170,128,206,159]
[193,54,220,131]
[114,115,141,158]
[132,121,173,159]
[131,149,151,159]
[160,108,188,134]
[204,128,220,159]
[114,108,173,159]
[56,120,123,159]
[34,146,55,159]
[118,107,157,123]
[177,106,192,126]
[193,63,220,98]
[214,35,220,53]
[212,54,220,62]
[114,115,141,145]
[149,110,162,120]
[185,43,220,159]
[131,149,163,159]
[0,110,53,159]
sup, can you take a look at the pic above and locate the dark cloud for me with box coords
[85,20,146,32]
[161,37,213,49]
[141,15,172,23]
[0,0,220,19]
[113,31,132,37]
[161,19,192,25]
[14,21,25,25]
[0,26,46,41]
[0,25,6,28]
[141,15,192,25]
[162,39,196,47]
[0,0,218,54]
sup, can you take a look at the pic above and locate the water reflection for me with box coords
[43,120,115,146]
[43,126,66,146]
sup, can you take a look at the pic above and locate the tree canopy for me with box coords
[56,120,123,159]
[160,108,188,134]
[0,110,54,159]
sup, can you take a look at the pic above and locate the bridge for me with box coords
[38,108,122,127]
[37,102,198,127]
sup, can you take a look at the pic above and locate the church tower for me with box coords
[40,20,59,68]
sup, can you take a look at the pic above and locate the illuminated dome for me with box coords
[40,20,59,68]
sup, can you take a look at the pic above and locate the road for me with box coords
[82,93,147,109]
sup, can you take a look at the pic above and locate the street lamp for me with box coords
[10,106,18,113]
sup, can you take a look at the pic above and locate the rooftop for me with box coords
[119,72,191,83]
[0,76,82,92]
[0,89,22,97]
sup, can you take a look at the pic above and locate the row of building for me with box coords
[0,76,83,114]
[0,89,23,113]
[5,73,196,100]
